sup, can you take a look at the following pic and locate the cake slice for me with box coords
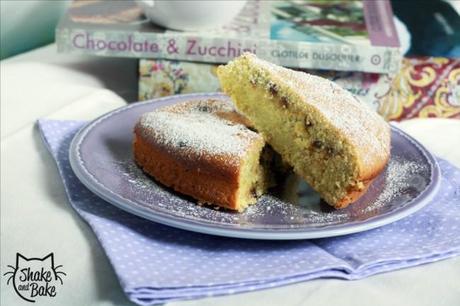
[133,98,273,211]
[217,53,391,208]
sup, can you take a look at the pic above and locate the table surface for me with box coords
[1,44,459,306]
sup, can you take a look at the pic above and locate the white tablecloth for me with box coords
[2,44,459,306]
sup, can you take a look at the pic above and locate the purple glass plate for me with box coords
[69,93,441,240]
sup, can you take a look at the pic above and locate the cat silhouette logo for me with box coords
[4,253,66,303]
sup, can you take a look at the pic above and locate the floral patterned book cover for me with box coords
[138,57,460,121]
[56,0,401,73]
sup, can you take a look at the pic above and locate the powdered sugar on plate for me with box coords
[110,149,429,229]
[362,156,428,213]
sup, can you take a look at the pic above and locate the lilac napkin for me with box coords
[38,119,460,305]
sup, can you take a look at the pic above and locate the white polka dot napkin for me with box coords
[38,119,460,305]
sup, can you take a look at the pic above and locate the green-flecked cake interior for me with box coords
[235,143,275,211]
[217,54,390,207]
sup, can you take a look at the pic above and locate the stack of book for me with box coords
[56,0,460,120]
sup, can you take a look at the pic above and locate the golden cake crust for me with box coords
[133,99,265,210]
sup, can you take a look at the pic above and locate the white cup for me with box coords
[136,0,247,31]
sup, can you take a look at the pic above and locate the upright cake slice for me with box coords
[217,53,390,208]
[133,98,273,211]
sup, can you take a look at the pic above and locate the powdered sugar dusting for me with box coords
[362,156,428,213]
[137,99,262,162]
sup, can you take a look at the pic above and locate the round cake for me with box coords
[217,53,391,209]
[133,98,274,211]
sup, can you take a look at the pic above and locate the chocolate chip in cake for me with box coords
[178,141,188,148]
[197,105,211,112]
[246,126,257,132]
[268,82,278,95]
[280,96,289,108]
[312,140,323,149]
[326,147,335,156]
[250,187,258,197]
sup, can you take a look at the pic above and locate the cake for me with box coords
[217,53,391,209]
[133,98,274,211]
